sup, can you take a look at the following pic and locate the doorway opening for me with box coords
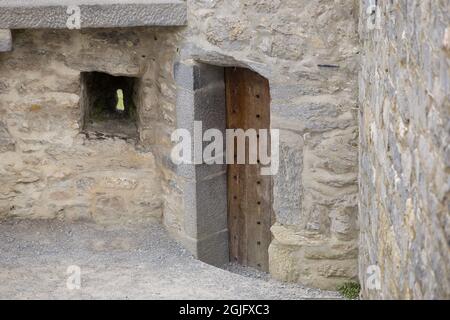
[175,63,273,271]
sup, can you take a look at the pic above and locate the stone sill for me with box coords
[0,0,187,29]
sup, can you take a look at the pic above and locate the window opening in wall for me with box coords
[116,89,125,112]
[80,72,140,139]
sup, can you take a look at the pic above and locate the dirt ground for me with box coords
[0,219,342,300]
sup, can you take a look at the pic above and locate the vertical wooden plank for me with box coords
[225,68,239,264]
[243,68,257,269]
[226,68,248,266]
[226,67,272,272]
[243,68,271,272]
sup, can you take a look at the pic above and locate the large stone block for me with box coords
[92,195,126,224]
[194,84,226,131]
[272,101,355,134]
[195,172,228,237]
[175,86,195,131]
[0,29,12,52]
[0,1,187,29]
[273,130,303,225]
[269,240,358,290]
[182,172,228,239]
[197,229,229,267]
[174,62,224,91]
[175,61,229,266]
[269,223,358,290]
[180,229,229,267]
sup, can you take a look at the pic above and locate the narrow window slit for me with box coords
[80,71,140,139]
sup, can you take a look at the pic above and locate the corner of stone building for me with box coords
[173,0,361,290]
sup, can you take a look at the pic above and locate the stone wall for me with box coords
[163,0,361,289]
[359,0,450,299]
[0,0,361,290]
[0,28,181,225]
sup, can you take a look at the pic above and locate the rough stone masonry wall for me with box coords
[0,0,361,291]
[161,0,361,289]
[0,28,180,225]
[359,0,450,299]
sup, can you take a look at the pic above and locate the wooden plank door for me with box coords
[225,67,272,272]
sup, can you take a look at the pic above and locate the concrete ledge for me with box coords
[0,29,12,52]
[0,1,187,29]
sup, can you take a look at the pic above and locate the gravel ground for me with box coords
[0,219,342,300]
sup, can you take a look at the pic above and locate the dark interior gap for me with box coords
[80,71,140,139]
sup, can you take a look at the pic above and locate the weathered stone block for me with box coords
[0,121,15,152]
[273,130,303,225]
[194,84,226,130]
[182,171,228,238]
[63,205,93,222]
[174,62,224,91]
[92,195,126,225]
[269,241,358,290]
[195,172,228,237]
[0,29,12,52]
[175,86,195,131]
[0,1,187,29]
[175,61,229,266]
[180,229,230,267]
[269,223,358,290]
[197,229,229,267]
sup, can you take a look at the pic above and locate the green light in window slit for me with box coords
[116,89,125,111]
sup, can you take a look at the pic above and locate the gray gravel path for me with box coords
[0,219,341,300]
